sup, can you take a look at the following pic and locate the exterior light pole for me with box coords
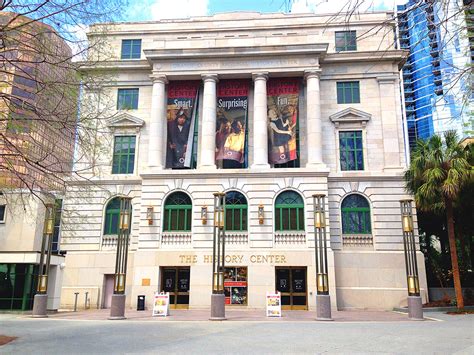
[400,199,423,320]
[210,192,226,320]
[32,203,55,317]
[109,197,132,320]
[313,194,332,321]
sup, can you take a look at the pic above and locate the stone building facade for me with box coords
[60,12,428,311]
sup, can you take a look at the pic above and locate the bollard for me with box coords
[84,292,89,309]
[74,292,79,312]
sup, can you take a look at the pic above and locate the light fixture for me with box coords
[402,214,414,233]
[201,206,208,225]
[45,204,54,235]
[258,204,264,224]
[146,206,153,225]
[314,209,325,228]
[120,209,130,230]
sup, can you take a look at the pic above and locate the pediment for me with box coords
[329,108,371,127]
[107,113,145,129]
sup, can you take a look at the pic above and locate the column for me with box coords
[148,74,167,169]
[251,72,270,169]
[199,74,218,169]
[305,70,324,167]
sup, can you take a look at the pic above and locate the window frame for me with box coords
[341,194,372,235]
[274,191,305,232]
[112,135,136,175]
[117,88,139,110]
[104,198,121,235]
[121,39,142,60]
[224,191,248,231]
[339,130,364,171]
[335,30,357,51]
[163,192,192,232]
[336,81,360,104]
[0,204,6,223]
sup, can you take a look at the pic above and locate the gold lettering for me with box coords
[192,255,197,264]
[185,255,192,263]
[257,255,262,263]
[179,255,186,263]
[225,255,231,263]
[236,255,243,264]
[262,255,268,263]
[204,255,212,263]
[280,255,286,263]
[250,255,256,263]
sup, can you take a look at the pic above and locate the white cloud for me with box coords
[291,0,408,14]
[150,0,209,20]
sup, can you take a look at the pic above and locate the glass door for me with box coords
[275,267,307,310]
[161,267,190,309]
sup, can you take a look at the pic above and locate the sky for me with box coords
[125,0,409,22]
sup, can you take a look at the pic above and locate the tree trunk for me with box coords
[445,198,464,309]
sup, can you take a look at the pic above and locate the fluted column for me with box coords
[251,72,270,169]
[148,74,168,169]
[305,70,324,167]
[199,74,218,169]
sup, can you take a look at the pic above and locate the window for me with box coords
[339,131,364,171]
[0,204,5,223]
[121,39,141,59]
[275,191,304,231]
[117,88,139,110]
[112,136,136,174]
[341,194,371,234]
[163,192,192,232]
[335,31,357,51]
[104,198,121,235]
[337,82,360,104]
[52,199,62,252]
[225,191,247,231]
[224,267,247,305]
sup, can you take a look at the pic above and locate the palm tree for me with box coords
[405,131,473,310]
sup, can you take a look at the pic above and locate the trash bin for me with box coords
[137,295,145,311]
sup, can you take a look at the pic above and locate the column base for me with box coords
[108,294,126,320]
[316,294,333,321]
[250,163,270,170]
[32,294,48,318]
[210,293,226,320]
[407,295,424,320]
[305,162,327,170]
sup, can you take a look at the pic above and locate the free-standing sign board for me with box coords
[266,291,282,317]
[152,292,170,317]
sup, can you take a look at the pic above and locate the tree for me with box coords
[405,131,473,309]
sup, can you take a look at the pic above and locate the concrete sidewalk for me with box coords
[39,308,418,322]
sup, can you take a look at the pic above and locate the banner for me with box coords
[266,291,282,317]
[166,81,200,168]
[215,80,249,166]
[267,78,300,165]
[152,292,170,317]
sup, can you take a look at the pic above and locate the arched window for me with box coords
[163,192,192,231]
[225,191,247,231]
[341,194,371,234]
[104,197,124,235]
[275,191,304,231]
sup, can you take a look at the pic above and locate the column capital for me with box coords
[201,74,219,83]
[150,73,168,84]
[304,69,322,80]
[252,72,269,81]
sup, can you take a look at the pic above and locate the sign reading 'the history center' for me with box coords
[178,254,287,264]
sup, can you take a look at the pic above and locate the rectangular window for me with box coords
[112,136,136,174]
[224,267,247,305]
[337,81,360,104]
[121,39,141,59]
[52,199,62,252]
[339,131,364,171]
[335,31,357,51]
[117,88,139,110]
[0,205,6,223]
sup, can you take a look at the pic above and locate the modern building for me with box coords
[59,11,428,311]
[0,12,74,311]
[397,0,473,150]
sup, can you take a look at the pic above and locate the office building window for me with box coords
[341,194,371,234]
[112,136,136,174]
[117,88,139,110]
[335,31,357,51]
[337,81,360,104]
[275,191,305,231]
[163,192,192,232]
[0,204,5,223]
[121,39,141,59]
[339,131,364,171]
[225,191,247,231]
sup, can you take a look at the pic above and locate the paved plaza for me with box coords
[0,310,473,354]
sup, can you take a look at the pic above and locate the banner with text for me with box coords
[166,81,200,169]
[215,80,249,165]
[267,78,299,165]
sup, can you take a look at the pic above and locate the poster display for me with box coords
[166,81,200,169]
[152,292,170,317]
[224,267,248,305]
[215,80,249,167]
[267,78,300,165]
[266,292,282,317]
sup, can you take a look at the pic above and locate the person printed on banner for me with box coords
[268,108,295,163]
[167,108,190,168]
[223,119,245,163]
[215,114,231,165]
[281,104,298,161]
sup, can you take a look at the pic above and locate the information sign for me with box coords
[266,291,281,317]
[152,292,170,317]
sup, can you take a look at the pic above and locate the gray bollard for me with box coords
[84,292,89,309]
[74,292,79,312]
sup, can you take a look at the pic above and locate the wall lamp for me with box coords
[258,204,264,225]
[201,206,208,225]
[146,206,154,226]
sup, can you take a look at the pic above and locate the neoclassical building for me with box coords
[59,11,427,311]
